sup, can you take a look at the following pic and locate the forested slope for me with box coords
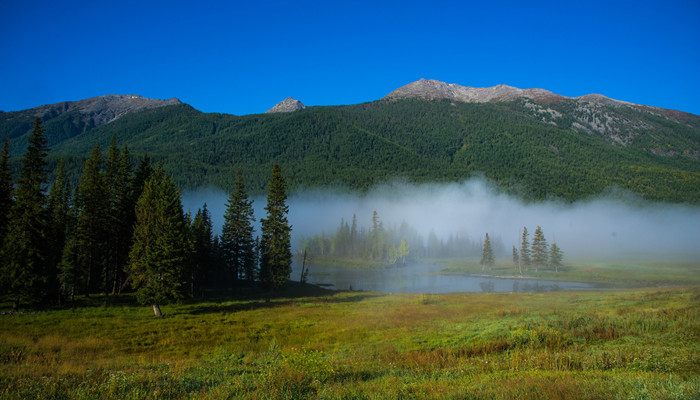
[5,98,700,202]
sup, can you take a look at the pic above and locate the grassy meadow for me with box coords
[1,270,699,399]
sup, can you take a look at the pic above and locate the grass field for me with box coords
[1,278,699,399]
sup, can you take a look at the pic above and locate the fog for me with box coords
[182,179,700,260]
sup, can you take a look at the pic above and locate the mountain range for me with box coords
[1,79,699,202]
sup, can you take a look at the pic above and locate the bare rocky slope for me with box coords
[266,97,306,113]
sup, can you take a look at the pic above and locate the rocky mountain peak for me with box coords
[383,79,561,103]
[266,97,306,113]
[30,94,182,127]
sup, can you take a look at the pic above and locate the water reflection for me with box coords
[291,262,598,294]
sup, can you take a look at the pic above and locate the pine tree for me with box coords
[0,138,13,246]
[127,169,190,316]
[190,204,213,297]
[512,246,520,272]
[259,164,291,290]
[531,226,548,271]
[519,227,531,271]
[73,145,110,294]
[46,157,72,300]
[105,140,134,294]
[221,170,258,284]
[480,232,495,271]
[549,242,563,272]
[0,118,49,310]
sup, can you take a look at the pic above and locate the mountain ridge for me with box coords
[1,83,699,203]
[384,79,698,121]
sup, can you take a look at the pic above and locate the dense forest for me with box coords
[0,119,291,314]
[3,98,700,203]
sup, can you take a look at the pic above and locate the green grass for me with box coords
[438,258,700,288]
[1,284,699,399]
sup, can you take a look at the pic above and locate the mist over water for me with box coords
[182,179,700,260]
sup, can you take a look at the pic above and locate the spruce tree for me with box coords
[512,246,520,273]
[531,226,548,271]
[105,140,134,293]
[259,164,291,290]
[519,227,531,271]
[0,138,13,246]
[549,242,563,272]
[46,157,72,300]
[73,145,110,294]
[127,169,190,316]
[0,118,49,310]
[221,170,257,283]
[190,204,213,297]
[480,232,495,271]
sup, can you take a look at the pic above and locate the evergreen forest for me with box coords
[3,98,700,203]
[0,119,291,314]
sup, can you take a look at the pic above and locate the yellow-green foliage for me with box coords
[1,286,699,399]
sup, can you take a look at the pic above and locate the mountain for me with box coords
[1,82,699,203]
[384,78,564,104]
[266,97,306,113]
[0,95,180,155]
[386,79,700,150]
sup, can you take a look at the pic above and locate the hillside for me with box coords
[0,95,181,155]
[2,84,700,202]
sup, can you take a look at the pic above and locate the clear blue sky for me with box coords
[1,0,699,116]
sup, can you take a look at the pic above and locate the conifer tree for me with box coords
[259,164,291,290]
[73,145,110,294]
[519,227,531,271]
[221,170,258,283]
[512,246,520,273]
[190,204,213,297]
[0,138,13,246]
[105,140,134,293]
[531,226,548,271]
[549,242,563,272]
[480,232,495,271]
[46,157,72,299]
[0,118,49,310]
[127,169,190,316]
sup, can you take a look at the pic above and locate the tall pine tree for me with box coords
[221,170,257,284]
[549,242,563,272]
[73,145,110,294]
[46,157,72,300]
[259,164,291,290]
[480,232,495,271]
[519,226,531,272]
[0,118,49,310]
[531,226,548,271]
[127,169,190,316]
[190,204,213,297]
[0,138,13,246]
[105,139,134,294]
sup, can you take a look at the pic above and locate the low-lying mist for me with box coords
[182,179,700,260]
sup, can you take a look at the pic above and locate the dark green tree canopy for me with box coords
[127,169,190,315]
[259,164,292,290]
[0,118,50,310]
[221,170,257,283]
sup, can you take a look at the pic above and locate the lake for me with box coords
[291,261,601,293]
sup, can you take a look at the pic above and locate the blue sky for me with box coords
[1,0,699,115]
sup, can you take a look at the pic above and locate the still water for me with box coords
[291,262,600,294]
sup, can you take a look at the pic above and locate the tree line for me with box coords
[299,212,507,264]
[480,226,564,273]
[0,118,292,315]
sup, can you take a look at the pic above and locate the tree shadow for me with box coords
[186,282,382,315]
